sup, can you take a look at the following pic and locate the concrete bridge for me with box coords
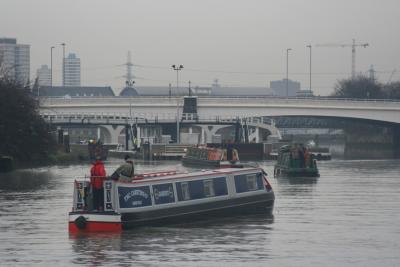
[39,96,400,148]
[40,96,400,124]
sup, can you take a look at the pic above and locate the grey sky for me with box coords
[2,0,400,95]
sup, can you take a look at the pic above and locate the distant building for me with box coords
[192,86,211,96]
[36,65,51,86]
[119,85,274,97]
[38,86,114,97]
[296,90,314,97]
[64,53,81,87]
[211,86,273,96]
[0,38,30,85]
[119,86,139,96]
[270,79,300,97]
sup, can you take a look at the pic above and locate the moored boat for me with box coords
[88,139,108,161]
[68,167,275,233]
[182,146,241,168]
[274,144,319,177]
[0,155,14,173]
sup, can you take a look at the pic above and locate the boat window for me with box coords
[176,177,228,201]
[180,182,191,200]
[118,186,152,208]
[152,183,175,205]
[246,174,258,191]
[187,180,204,199]
[234,173,264,193]
[203,179,215,197]
[213,177,228,196]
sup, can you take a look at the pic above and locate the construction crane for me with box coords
[316,39,369,79]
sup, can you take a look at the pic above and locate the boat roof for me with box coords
[130,167,261,184]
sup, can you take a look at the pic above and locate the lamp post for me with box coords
[50,46,54,87]
[172,64,183,143]
[61,43,66,86]
[172,64,184,93]
[286,48,292,98]
[307,45,312,94]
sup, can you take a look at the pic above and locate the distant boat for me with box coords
[0,156,14,173]
[68,167,275,233]
[308,147,331,160]
[181,146,241,168]
[87,140,108,161]
[274,144,319,177]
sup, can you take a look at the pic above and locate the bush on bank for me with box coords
[0,78,57,164]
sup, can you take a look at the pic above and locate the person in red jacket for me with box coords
[90,156,106,211]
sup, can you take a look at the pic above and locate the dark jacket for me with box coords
[113,160,134,180]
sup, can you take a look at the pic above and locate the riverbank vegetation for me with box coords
[0,77,57,166]
[332,75,400,99]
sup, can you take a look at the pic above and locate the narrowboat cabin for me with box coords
[68,167,275,233]
[182,146,241,168]
[274,144,319,177]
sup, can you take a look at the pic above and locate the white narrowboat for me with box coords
[68,167,275,233]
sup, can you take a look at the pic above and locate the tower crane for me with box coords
[316,39,369,79]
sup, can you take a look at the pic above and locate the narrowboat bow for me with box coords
[68,167,275,233]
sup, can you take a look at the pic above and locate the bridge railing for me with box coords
[39,95,400,103]
[40,111,277,127]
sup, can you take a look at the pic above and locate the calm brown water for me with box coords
[0,159,399,266]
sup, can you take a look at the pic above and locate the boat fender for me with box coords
[75,216,87,230]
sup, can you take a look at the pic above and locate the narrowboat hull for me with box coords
[68,192,274,231]
[68,212,122,233]
[68,167,275,232]
[181,156,241,168]
[181,156,221,168]
[274,165,320,177]
[120,192,274,228]
[0,156,14,173]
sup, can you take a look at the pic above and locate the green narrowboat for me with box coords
[274,144,319,177]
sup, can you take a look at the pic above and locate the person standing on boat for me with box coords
[90,156,106,211]
[111,154,134,182]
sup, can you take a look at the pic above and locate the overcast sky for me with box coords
[2,0,400,95]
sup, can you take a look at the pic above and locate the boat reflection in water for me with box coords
[68,167,275,233]
[69,214,274,265]
[276,175,319,185]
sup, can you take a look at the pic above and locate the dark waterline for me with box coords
[0,159,399,266]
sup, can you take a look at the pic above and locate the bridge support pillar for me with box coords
[249,127,260,143]
[198,125,227,144]
[101,125,125,145]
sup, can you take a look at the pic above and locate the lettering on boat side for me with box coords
[105,182,112,190]
[106,190,111,202]
[153,183,175,204]
[124,189,149,201]
[154,189,173,199]
[118,186,152,208]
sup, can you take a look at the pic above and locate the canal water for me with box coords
[0,159,399,266]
